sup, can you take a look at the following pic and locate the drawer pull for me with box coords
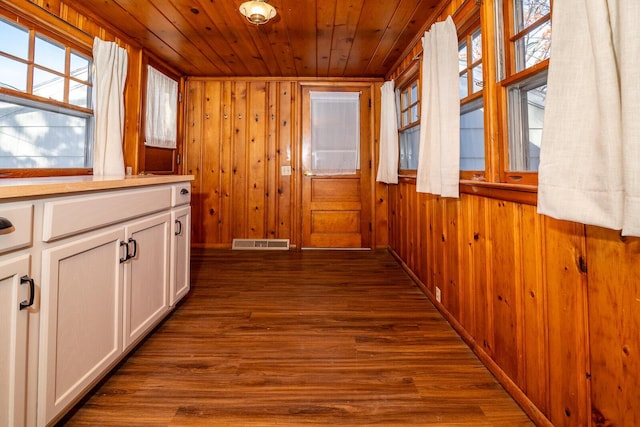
[128,237,138,259]
[0,216,13,231]
[180,188,189,195]
[119,240,129,263]
[20,275,35,310]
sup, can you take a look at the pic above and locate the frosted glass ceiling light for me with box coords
[239,0,277,25]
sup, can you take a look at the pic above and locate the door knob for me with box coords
[304,171,314,176]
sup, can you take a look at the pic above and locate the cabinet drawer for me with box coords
[43,186,172,241]
[171,183,191,207]
[0,204,34,254]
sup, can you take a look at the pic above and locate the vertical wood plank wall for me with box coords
[185,79,387,249]
[387,181,640,426]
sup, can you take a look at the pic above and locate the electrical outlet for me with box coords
[281,165,292,176]
[435,286,441,303]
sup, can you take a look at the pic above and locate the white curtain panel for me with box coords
[416,16,460,197]
[538,0,640,236]
[376,80,399,184]
[145,65,178,149]
[92,37,127,176]
[309,91,360,175]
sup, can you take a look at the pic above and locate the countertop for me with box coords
[0,175,194,200]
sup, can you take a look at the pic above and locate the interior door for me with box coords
[301,86,372,249]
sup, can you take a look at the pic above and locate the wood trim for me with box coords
[0,168,92,179]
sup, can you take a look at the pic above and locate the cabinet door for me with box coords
[0,255,30,427]
[39,229,124,426]
[123,212,171,350]
[170,206,191,306]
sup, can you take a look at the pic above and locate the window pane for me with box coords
[508,78,546,171]
[0,56,27,92]
[310,92,360,173]
[33,68,65,102]
[69,81,91,108]
[471,30,482,62]
[399,125,420,170]
[70,52,90,82]
[35,35,66,73]
[0,99,92,168]
[402,111,409,127]
[459,71,468,99]
[0,19,29,60]
[514,0,551,33]
[460,101,485,171]
[410,104,419,123]
[401,90,408,109]
[410,82,418,104]
[472,64,483,94]
[515,20,551,72]
[458,41,467,72]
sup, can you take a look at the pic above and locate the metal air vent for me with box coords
[232,238,290,250]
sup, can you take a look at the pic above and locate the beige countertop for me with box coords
[0,175,194,200]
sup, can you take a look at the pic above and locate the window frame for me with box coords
[395,60,421,175]
[499,0,552,185]
[458,17,486,180]
[0,9,94,177]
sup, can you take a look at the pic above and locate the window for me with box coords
[310,91,360,174]
[145,65,178,149]
[398,77,420,171]
[459,24,485,175]
[0,14,93,171]
[504,0,551,175]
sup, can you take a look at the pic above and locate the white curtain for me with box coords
[376,81,399,184]
[310,91,360,175]
[416,16,460,197]
[145,65,178,149]
[92,37,127,176]
[537,1,640,236]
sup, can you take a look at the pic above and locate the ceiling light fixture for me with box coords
[239,0,277,25]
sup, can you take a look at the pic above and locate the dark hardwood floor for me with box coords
[59,249,533,426]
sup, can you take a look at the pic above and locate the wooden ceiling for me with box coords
[68,0,442,78]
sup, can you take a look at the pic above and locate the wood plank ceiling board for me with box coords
[63,0,442,77]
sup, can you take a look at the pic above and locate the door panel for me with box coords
[301,86,372,249]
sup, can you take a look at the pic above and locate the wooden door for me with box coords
[301,86,372,249]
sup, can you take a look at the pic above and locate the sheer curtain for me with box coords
[310,91,360,175]
[145,65,178,149]
[376,81,399,184]
[537,0,640,236]
[92,37,127,176]
[416,16,460,197]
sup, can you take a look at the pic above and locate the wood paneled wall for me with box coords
[387,180,640,426]
[184,78,388,249]
[184,80,295,247]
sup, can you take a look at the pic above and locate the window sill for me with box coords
[393,176,538,206]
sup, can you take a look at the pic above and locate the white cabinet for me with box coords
[0,203,35,427]
[0,255,32,427]
[123,212,171,350]
[0,178,191,426]
[39,228,124,425]
[170,182,191,307]
[171,205,190,306]
[36,183,185,425]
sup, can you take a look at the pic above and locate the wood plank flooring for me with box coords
[58,249,533,426]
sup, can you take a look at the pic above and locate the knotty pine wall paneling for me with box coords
[386,184,600,426]
[185,79,296,248]
[586,227,640,427]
